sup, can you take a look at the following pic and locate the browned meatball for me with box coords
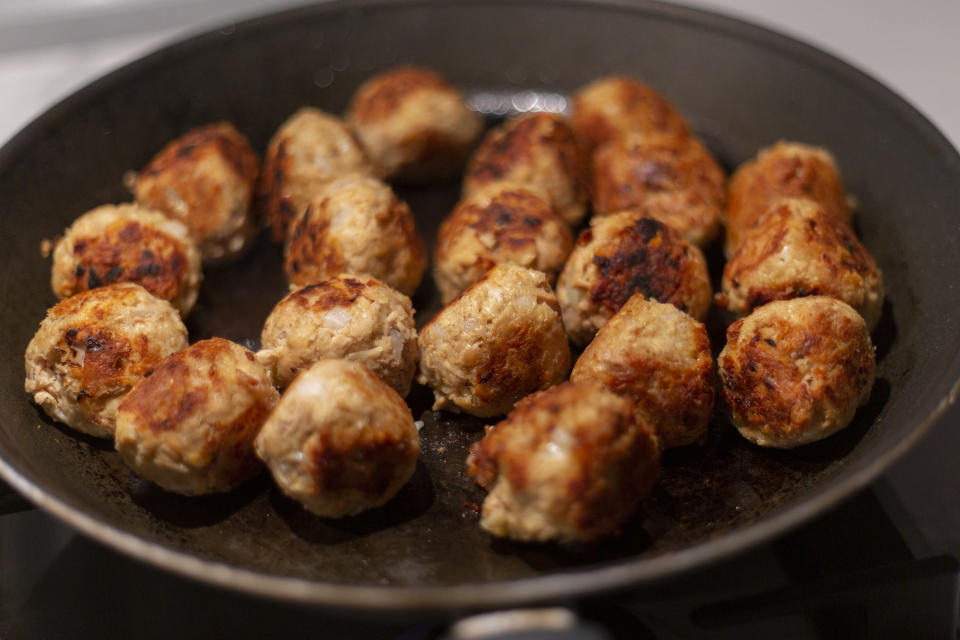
[717,198,884,330]
[571,75,689,150]
[463,113,590,227]
[347,65,483,181]
[591,132,726,247]
[115,338,278,495]
[571,295,714,449]
[556,213,712,346]
[466,382,660,542]
[718,296,875,448]
[134,122,259,263]
[434,182,574,304]
[725,140,851,256]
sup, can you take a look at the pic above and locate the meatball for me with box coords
[284,173,426,296]
[114,338,278,495]
[591,132,726,247]
[259,108,377,241]
[417,264,570,418]
[717,198,884,330]
[258,275,417,396]
[463,113,590,227]
[466,382,660,542]
[725,140,851,256]
[570,75,689,150]
[346,65,483,181]
[134,122,259,263]
[254,359,420,518]
[434,182,574,304]
[571,295,714,449]
[24,283,188,437]
[50,204,202,316]
[718,296,875,448]
[556,213,711,346]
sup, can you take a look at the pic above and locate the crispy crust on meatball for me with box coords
[347,65,483,181]
[556,213,712,346]
[463,113,590,227]
[24,283,188,437]
[418,264,571,417]
[284,173,426,296]
[591,132,726,247]
[571,295,714,448]
[258,275,418,396]
[466,382,660,542]
[725,140,851,256]
[51,204,202,316]
[717,198,884,330]
[254,359,420,518]
[114,338,278,495]
[134,122,259,263]
[718,296,875,448]
[434,182,574,304]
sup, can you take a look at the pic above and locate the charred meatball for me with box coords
[114,338,278,495]
[50,204,202,316]
[134,122,259,263]
[467,382,660,543]
[418,264,570,417]
[556,213,711,346]
[571,75,689,150]
[24,283,188,437]
[725,140,851,256]
[259,108,377,241]
[717,198,884,330]
[463,113,590,227]
[255,359,420,518]
[434,182,574,304]
[591,132,726,247]
[284,173,426,296]
[718,296,875,448]
[571,295,714,449]
[258,275,418,396]
[347,65,483,181]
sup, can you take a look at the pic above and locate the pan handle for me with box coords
[0,478,34,515]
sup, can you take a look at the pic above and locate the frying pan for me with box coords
[1,0,959,613]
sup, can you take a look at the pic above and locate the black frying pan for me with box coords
[1,0,959,612]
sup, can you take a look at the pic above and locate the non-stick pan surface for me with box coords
[1,0,959,611]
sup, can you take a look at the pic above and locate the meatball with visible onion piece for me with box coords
[255,359,420,518]
[467,382,660,543]
[24,283,188,437]
[114,338,278,495]
[718,296,875,449]
[418,264,570,418]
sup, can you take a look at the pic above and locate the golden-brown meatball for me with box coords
[591,132,726,247]
[284,173,426,297]
[463,113,590,227]
[346,65,483,181]
[114,338,278,495]
[556,213,712,346]
[24,283,188,437]
[717,198,884,330]
[258,275,417,396]
[571,295,714,449]
[254,359,420,518]
[570,75,689,150]
[417,264,570,418]
[725,140,851,256]
[50,204,202,316]
[718,296,875,448]
[434,182,574,304]
[134,122,259,263]
[466,382,660,543]
[259,108,377,241]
